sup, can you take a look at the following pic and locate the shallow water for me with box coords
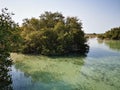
[9,38,120,90]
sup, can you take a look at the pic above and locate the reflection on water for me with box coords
[97,39,120,51]
[10,38,120,90]
[104,40,120,51]
[0,52,13,90]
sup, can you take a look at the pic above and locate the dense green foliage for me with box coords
[98,27,120,40]
[0,9,88,56]
[0,8,20,89]
[20,12,89,55]
[0,52,12,90]
[0,8,21,53]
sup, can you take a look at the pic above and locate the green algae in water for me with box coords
[10,38,120,90]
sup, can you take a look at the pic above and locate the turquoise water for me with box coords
[10,38,120,90]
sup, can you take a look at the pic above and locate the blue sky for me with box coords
[0,0,120,33]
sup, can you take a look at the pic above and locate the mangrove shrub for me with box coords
[21,12,89,55]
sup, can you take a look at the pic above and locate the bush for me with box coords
[20,12,89,55]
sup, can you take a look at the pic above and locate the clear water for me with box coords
[10,38,120,90]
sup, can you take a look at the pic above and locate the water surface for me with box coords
[10,38,120,90]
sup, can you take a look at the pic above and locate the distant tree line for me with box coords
[0,8,89,56]
[85,33,97,38]
[98,27,120,40]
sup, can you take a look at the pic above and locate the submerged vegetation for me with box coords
[11,53,85,89]
[10,47,120,90]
